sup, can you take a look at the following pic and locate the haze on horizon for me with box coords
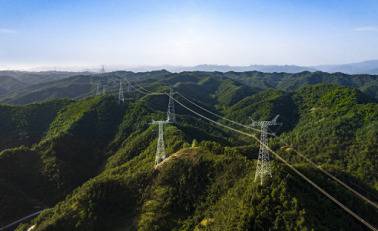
[1,0,378,70]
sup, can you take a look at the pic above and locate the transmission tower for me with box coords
[118,80,125,103]
[151,120,169,165]
[250,115,280,185]
[166,88,176,123]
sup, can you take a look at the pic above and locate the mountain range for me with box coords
[0,70,377,230]
[127,60,378,74]
[3,60,378,74]
[1,70,378,105]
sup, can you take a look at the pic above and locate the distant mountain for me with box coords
[123,60,378,74]
[167,64,315,73]
[0,71,94,103]
[4,60,378,74]
[124,64,316,73]
[0,70,91,85]
[314,60,378,75]
[1,70,378,105]
[0,76,27,96]
[0,70,171,105]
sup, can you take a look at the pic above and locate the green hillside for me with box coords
[0,71,170,105]
[0,74,377,231]
[1,70,378,105]
[279,85,378,187]
[225,71,378,99]
[0,100,70,151]
[0,96,125,225]
[15,148,378,231]
[0,76,27,96]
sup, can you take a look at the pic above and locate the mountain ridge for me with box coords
[2,60,378,74]
[1,70,378,106]
[0,74,377,231]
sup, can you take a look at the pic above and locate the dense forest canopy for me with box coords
[0,71,377,231]
[1,70,378,105]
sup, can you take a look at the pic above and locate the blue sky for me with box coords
[0,0,378,69]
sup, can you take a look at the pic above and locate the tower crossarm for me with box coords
[151,120,169,125]
[250,114,280,127]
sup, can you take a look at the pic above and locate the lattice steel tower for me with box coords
[250,115,280,185]
[166,88,176,123]
[151,88,176,165]
[151,120,169,165]
[118,80,125,103]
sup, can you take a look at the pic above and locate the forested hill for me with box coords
[0,72,377,231]
[0,70,378,105]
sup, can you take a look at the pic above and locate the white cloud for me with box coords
[354,26,378,32]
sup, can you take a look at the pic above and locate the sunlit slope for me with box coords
[224,85,378,188]
[0,96,124,225]
[226,71,378,99]
[0,77,376,230]
[0,90,232,227]
[279,85,378,188]
[160,72,259,108]
[16,147,377,231]
[225,89,298,132]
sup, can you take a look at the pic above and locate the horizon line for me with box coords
[1,59,378,72]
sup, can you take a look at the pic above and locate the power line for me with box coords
[128,81,273,135]
[0,211,43,231]
[250,115,280,185]
[172,87,378,209]
[123,78,148,93]
[168,95,377,231]
[120,76,378,229]
[269,146,378,231]
[287,145,378,209]
[175,91,257,130]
